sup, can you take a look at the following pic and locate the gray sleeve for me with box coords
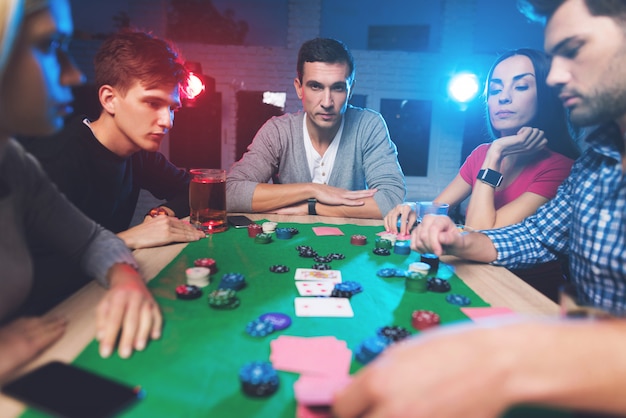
[79,226,138,288]
[226,117,284,212]
[360,112,406,216]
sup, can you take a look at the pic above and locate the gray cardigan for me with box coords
[227,106,406,216]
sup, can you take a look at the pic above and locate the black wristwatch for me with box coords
[307,198,317,215]
[477,168,503,188]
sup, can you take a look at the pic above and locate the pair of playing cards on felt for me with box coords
[293,268,354,318]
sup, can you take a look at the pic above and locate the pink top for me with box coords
[459,143,574,210]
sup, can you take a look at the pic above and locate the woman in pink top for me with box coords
[385,48,579,233]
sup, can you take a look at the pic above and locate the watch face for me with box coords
[479,169,503,187]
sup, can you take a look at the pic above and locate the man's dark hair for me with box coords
[296,38,355,84]
[518,0,626,24]
[94,29,187,94]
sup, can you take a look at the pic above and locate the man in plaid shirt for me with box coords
[333,1,626,417]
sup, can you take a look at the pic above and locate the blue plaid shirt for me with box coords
[483,122,626,313]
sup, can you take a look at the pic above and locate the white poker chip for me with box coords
[262,221,278,233]
[186,267,211,287]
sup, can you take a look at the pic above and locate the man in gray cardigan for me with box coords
[227,38,406,219]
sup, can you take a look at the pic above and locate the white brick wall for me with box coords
[71,0,500,203]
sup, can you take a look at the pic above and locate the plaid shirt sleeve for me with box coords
[482,171,574,269]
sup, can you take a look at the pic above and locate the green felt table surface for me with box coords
[22,222,572,418]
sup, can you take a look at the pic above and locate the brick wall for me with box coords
[70,0,499,203]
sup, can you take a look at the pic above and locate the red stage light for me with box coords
[182,72,205,100]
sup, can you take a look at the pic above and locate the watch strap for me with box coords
[307,198,317,215]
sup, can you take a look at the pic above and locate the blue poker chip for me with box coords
[335,281,363,294]
[219,272,246,290]
[245,318,275,337]
[258,312,292,331]
[355,335,390,364]
[445,293,471,306]
[376,268,397,278]
[239,361,280,397]
[394,268,408,277]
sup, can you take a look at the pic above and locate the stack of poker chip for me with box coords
[350,234,367,245]
[175,284,202,300]
[239,361,280,397]
[377,325,412,343]
[193,258,217,274]
[405,271,428,293]
[219,272,246,290]
[354,335,390,364]
[420,253,440,273]
[408,262,430,276]
[247,223,263,238]
[379,233,397,245]
[427,277,451,293]
[208,288,240,309]
[331,281,363,298]
[393,240,411,255]
[254,233,272,244]
[185,267,211,287]
[374,237,393,250]
[245,318,275,337]
[411,310,440,331]
[445,293,471,306]
[274,227,293,239]
[261,221,278,234]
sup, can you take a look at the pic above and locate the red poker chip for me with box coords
[194,258,217,274]
[350,234,367,245]
[175,284,202,300]
[247,223,263,238]
[411,310,440,331]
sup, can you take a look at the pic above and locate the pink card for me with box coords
[461,307,516,322]
[312,226,344,236]
[294,374,352,406]
[270,336,352,377]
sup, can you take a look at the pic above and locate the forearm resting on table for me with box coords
[316,198,382,219]
[448,231,498,263]
[251,183,317,212]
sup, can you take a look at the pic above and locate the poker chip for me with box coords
[331,289,353,298]
[393,241,411,255]
[408,262,430,275]
[185,267,211,287]
[219,272,246,290]
[335,281,363,294]
[411,310,441,331]
[313,255,333,263]
[350,234,367,245]
[245,318,275,337]
[239,361,279,397]
[247,223,263,238]
[394,268,408,277]
[254,233,272,244]
[269,265,290,273]
[427,277,451,293]
[298,248,318,258]
[295,245,313,252]
[275,227,293,239]
[355,335,390,364]
[379,233,397,245]
[445,293,471,306]
[258,312,292,331]
[405,271,428,293]
[208,288,240,309]
[377,326,412,343]
[374,237,393,249]
[372,247,391,256]
[328,253,345,260]
[376,268,397,278]
[420,253,440,272]
[262,221,278,233]
[287,227,299,235]
[311,263,331,270]
[193,258,217,274]
[175,284,202,300]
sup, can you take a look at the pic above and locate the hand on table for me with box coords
[0,316,67,382]
[383,203,417,235]
[96,263,162,359]
[117,214,205,250]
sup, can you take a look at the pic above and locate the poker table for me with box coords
[1,214,565,418]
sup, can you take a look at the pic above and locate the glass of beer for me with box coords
[189,168,227,233]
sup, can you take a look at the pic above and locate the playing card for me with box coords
[295,268,342,283]
[295,281,335,296]
[294,297,353,317]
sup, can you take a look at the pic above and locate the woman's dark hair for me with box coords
[484,48,580,159]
